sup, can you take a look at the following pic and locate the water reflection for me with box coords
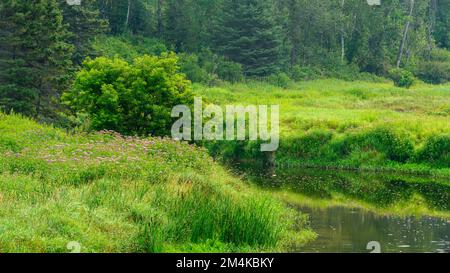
[241,166,450,253]
[250,168,450,211]
[297,206,450,253]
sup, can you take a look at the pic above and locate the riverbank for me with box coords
[195,79,450,176]
[0,113,315,253]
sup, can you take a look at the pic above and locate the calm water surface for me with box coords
[296,205,450,253]
[246,166,450,253]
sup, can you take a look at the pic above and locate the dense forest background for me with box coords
[0,0,449,122]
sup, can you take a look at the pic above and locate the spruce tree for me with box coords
[435,0,450,49]
[58,0,108,65]
[165,0,190,52]
[0,0,73,118]
[214,0,282,77]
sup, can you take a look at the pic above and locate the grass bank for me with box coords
[0,113,315,253]
[195,79,450,176]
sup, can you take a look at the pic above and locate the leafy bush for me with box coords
[326,63,360,81]
[362,128,414,163]
[290,64,386,83]
[63,53,193,136]
[417,135,450,167]
[331,128,414,163]
[178,51,243,84]
[179,53,212,84]
[217,61,244,83]
[268,72,291,88]
[415,61,450,84]
[91,35,167,62]
[388,68,415,88]
[286,130,333,158]
[430,48,450,62]
[290,65,322,81]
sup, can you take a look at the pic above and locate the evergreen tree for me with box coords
[165,0,190,52]
[0,0,73,118]
[96,0,153,35]
[435,0,450,49]
[214,0,282,77]
[58,0,108,65]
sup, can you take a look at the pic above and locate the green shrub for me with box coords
[217,61,244,83]
[268,72,291,88]
[430,48,450,62]
[331,128,414,163]
[286,130,333,158]
[326,63,360,81]
[178,51,243,84]
[357,128,414,163]
[91,35,167,62]
[388,68,415,88]
[417,135,450,167]
[415,61,450,84]
[290,65,321,81]
[179,53,212,84]
[62,53,193,137]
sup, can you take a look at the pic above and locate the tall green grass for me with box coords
[195,79,450,175]
[0,113,314,253]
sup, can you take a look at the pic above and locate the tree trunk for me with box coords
[396,0,415,68]
[125,0,131,30]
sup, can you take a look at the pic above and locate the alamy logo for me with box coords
[66,0,81,6]
[171,97,280,152]
[367,0,381,5]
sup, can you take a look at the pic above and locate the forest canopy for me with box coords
[0,0,449,121]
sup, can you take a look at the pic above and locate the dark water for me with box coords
[296,205,450,253]
[243,166,450,253]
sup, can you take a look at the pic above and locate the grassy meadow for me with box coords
[195,79,450,176]
[0,113,315,253]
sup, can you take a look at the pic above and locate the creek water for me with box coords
[246,166,450,253]
[295,205,449,253]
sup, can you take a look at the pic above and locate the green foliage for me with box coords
[0,113,311,252]
[415,61,450,84]
[213,0,282,76]
[178,54,212,84]
[430,48,450,62]
[417,135,450,167]
[178,51,244,84]
[216,61,244,83]
[290,66,321,81]
[163,178,283,246]
[434,0,450,50]
[94,0,449,78]
[96,0,152,35]
[283,128,414,164]
[196,79,450,174]
[62,53,193,136]
[286,130,333,159]
[414,49,450,84]
[357,128,414,163]
[165,0,191,51]
[268,72,292,88]
[0,0,73,118]
[388,68,415,88]
[57,0,108,65]
[91,35,168,62]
